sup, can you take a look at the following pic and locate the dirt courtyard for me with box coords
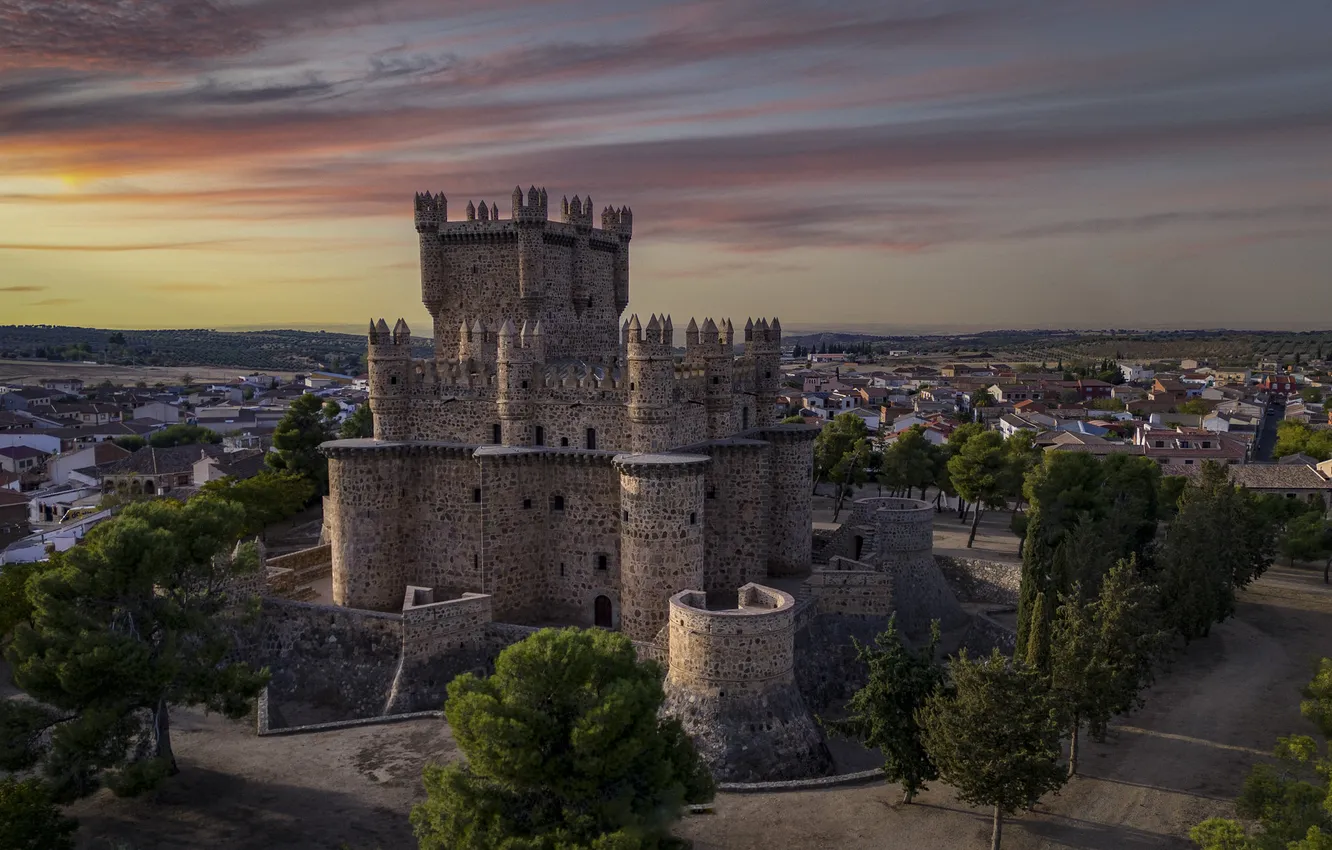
[34,563,1326,850]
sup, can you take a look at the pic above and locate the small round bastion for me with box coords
[662,583,833,782]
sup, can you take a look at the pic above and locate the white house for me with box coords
[1119,363,1155,384]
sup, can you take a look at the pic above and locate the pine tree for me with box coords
[268,392,335,493]
[822,617,945,804]
[919,649,1066,850]
[1049,560,1167,777]
[2,498,269,799]
[411,628,714,850]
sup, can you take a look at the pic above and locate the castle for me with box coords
[324,187,811,636]
[259,187,991,782]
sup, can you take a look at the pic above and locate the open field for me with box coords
[6,556,1316,850]
[0,359,295,387]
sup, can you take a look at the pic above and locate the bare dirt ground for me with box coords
[680,564,1332,850]
[30,564,1325,850]
[0,359,295,387]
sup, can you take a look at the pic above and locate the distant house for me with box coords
[49,401,122,425]
[1163,462,1331,510]
[100,445,226,498]
[133,401,181,423]
[45,442,132,486]
[192,449,268,487]
[0,445,49,475]
[1119,363,1154,384]
[39,378,84,395]
[0,387,59,412]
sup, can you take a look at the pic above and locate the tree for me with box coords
[2,498,269,799]
[268,393,334,494]
[947,431,1009,548]
[780,413,805,424]
[1088,397,1126,411]
[200,470,316,537]
[919,649,1067,850]
[0,778,77,850]
[147,423,221,448]
[321,400,342,421]
[1178,399,1210,416]
[1280,513,1332,581]
[880,426,936,500]
[1155,462,1277,641]
[1049,560,1166,777]
[814,413,873,521]
[410,628,713,850]
[1190,658,1332,850]
[822,617,944,804]
[242,386,255,401]
[338,404,374,439]
[1300,387,1324,405]
[1275,421,1332,461]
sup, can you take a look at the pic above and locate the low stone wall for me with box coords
[265,544,333,599]
[959,610,1018,656]
[255,598,403,728]
[401,588,491,660]
[805,556,891,617]
[934,555,1021,606]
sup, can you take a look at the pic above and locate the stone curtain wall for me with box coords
[255,599,404,727]
[699,440,771,596]
[805,556,892,617]
[409,447,484,599]
[541,454,622,627]
[400,588,492,660]
[268,544,333,572]
[614,454,708,642]
[762,425,818,577]
[663,584,834,782]
[934,555,1022,606]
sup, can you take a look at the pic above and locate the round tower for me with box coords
[764,424,819,577]
[662,584,833,781]
[323,442,409,611]
[625,313,676,453]
[368,318,411,441]
[497,319,541,445]
[613,452,708,643]
[861,496,966,635]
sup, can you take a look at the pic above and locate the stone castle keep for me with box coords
[248,187,1001,783]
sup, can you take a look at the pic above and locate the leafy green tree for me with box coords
[242,386,255,401]
[1003,431,1042,508]
[947,431,1010,548]
[919,649,1067,850]
[1275,421,1332,461]
[1190,658,1332,850]
[880,426,936,500]
[1088,397,1126,411]
[1049,560,1167,776]
[200,470,316,537]
[1156,462,1277,641]
[1023,591,1050,673]
[339,404,374,439]
[780,413,806,424]
[1300,387,1324,405]
[410,628,713,850]
[1178,399,1211,416]
[147,424,221,448]
[0,778,77,850]
[268,393,334,494]
[2,498,269,799]
[814,413,874,521]
[822,617,944,804]
[1280,513,1332,581]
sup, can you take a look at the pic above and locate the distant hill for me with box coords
[0,325,432,373]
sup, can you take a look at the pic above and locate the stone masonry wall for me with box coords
[804,556,892,617]
[762,425,818,577]
[540,455,622,627]
[325,447,409,611]
[934,555,1022,606]
[869,498,969,636]
[663,584,833,782]
[698,440,771,596]
[614,454,707,642]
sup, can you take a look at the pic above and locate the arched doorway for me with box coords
[594,595,613,628]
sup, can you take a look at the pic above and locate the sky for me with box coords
[2,0,1332,334]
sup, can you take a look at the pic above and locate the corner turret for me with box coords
[368,316,412,440]
[749,317,783,428]
[626,313,676,452]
